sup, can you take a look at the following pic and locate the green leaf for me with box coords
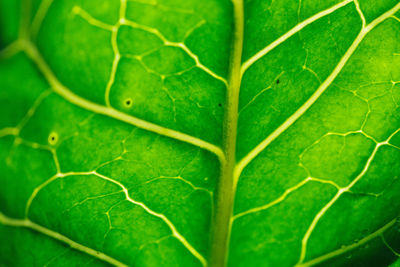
[1,0,400,266]
[391,258,400,267]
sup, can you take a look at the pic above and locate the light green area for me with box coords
[117,26,163,56]
[391,257,400,267]
[1,0,400,267]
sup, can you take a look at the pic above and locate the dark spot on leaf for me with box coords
[276,79,280,84]
[218,103,222,107]
[48,132,59,145]
[124,98,132,107]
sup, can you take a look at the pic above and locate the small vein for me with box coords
[297,143,380,264]
[309,177,341,190]
[72,6,114,31]
[0,212,128,267]
[17,89,52,130]
[25,173,60,217]
[297,0,302,22]
[232,177,310,220]
[64,191,124,214]
[234,1,400,188]
[70,5,128,107]
[393,15,400,23]
[353,0,366,28]
[381,234,400,257]
[302,65,321,84]
[235,26,365,186]
[6,136,58,171]
[120,0,127,20]
[241,0,353,74]
[183,19,206,40]
[104,27,120,107]
[43,247,71,267]
[232,176,340,220]
[297,125,400,264]
[21,40,225,163]
[296,218,397,267]
[0,128,19,138]
[144,176,212,195]
[122,19,228,86]
[0,89,51,143]
[134,235,173,259]
[23,170,207,266]
[238,71,284,115]
[90,171,208,266]
[0,40,23,59]
[31,0,54,39]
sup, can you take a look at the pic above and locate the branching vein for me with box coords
[297,127,400,264]
[353,0,366,27]
[92,171,208,266]
[24,170,207,266]
[240,0,353,74]
[234,1,400,186]
[3,0,400,266]
[21,40,225,162]
[0,212,128,267]
[297,218,397,267]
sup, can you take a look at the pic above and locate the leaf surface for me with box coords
[1,0,400,266]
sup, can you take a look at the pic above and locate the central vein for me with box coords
[209,0,244,266]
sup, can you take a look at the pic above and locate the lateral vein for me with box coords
[0,40,23,59]
[30,0,54,38]
[0,127,19,138]
[0,212,129,267]
[91,171,207,266]
[240,0,353,74]
[234,0,400,184]
[21,40,225,163]
[297,125,400,264]
[297,218,397,267]
[23,170,207,266]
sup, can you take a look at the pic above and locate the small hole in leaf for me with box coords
[48,132,59,145]
[124,98,132,107]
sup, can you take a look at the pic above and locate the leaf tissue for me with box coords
[1,0,400,266]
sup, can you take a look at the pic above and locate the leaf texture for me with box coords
[0,0,400,266]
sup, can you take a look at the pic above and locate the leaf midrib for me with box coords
[2,0,400,266]
[212,1,400,267]
[208,0,244,266]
